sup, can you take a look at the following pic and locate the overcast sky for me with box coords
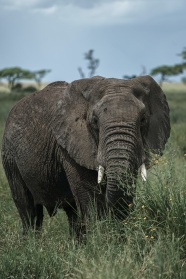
[0,0,185,82]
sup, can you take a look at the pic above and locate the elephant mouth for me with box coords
[97,163,147,184]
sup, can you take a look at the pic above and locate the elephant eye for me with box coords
[92,115,99,130]
[141,114,147,126]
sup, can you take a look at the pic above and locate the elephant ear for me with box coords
[136,75,170,155]
[51,78,103,170]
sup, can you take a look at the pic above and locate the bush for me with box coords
[12,83,23,92]
[23,86,37,93]
[181,77,186,85]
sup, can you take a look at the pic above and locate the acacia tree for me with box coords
[123,74,137,80]
[0,67,51,91]
[150,47,186,85]
[78,49,99,78]
[150,64,183,86]
[33,69,51,89]
[178,47,186,60]
[123,66,147,80]
[0,67,34,90]
[178,47,186,84]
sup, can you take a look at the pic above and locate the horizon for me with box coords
[0,0,186,82]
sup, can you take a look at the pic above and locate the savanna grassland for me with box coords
[0,83,186,279]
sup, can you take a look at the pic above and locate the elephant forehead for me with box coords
[95,93,144,113]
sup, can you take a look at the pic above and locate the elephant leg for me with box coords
[35,204,44,232]
[63,161,99,239]
[63,202,86,241]
[3,156,43,234]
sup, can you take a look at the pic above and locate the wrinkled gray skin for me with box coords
[1,75,170,238]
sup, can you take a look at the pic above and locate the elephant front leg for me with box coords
[63,159,99,240]
[63,202,86,242]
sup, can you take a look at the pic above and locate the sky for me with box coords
[0,0,186,82]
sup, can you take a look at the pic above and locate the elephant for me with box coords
[1,75,170,238]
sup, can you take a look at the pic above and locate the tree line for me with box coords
[0,67,51,91]
[150,47,186,85]
[79,48,186,86]
[1,47,185,92]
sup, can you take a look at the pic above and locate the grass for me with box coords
[162,82,186,94]
[0,84,186,278]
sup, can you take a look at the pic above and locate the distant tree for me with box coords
[78,49,99,78]
[0,67,34,91]
[178,47,186,61]
[182,77,186,85]
[123,74,137,80]
[123,66,147,80]
[77,67,85,79]
[140,65,147,75]
[0,67,51,91]
[33,69,51,89]
[177,47,186,73]
[178,47,186,84]
[150,65,183,86]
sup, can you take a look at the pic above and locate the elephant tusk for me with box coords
[98,165,104,184]
[140,163,147,182]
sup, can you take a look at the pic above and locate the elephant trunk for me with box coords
[104,123,138,218]
[106,165,135,218]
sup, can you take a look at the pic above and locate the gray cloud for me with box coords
[0,0,185,26]
[57,0,186,26]
[0,0,53,10]
[0,0,91,10]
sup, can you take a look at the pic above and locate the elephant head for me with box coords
[53,75,170,212]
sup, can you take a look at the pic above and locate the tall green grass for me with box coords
[0,86,186,278]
